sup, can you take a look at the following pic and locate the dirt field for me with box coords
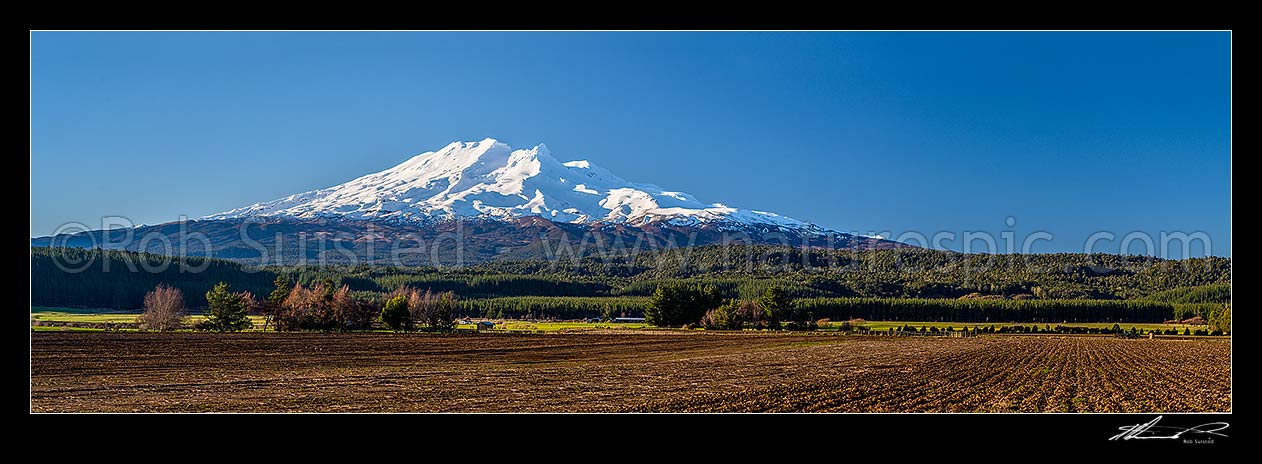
[30,332,1231,412]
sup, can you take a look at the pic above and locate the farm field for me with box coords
[30,332,1230,412]
[831,320,1205,333]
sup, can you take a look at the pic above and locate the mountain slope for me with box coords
[35,138,909,264]
[207,138,810,230]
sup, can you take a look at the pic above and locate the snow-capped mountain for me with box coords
[35,138,908,264]
[207,138,812,231]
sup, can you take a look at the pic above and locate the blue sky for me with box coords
[30,32,1230,257]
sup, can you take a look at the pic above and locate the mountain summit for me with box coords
[207,138,811,231]
[37,139,906,264]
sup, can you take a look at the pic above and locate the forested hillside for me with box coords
[32,246,1229,321]
[32,248,275,308]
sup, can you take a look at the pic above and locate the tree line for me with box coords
[35,247,1230,311]
[646,284,816,330]
[791,297,1218,324]
[462,296,648,320]
[133,277,463,333]
[136,281,255,332]
[33,246,1230,327]
[1143,283,1231,304]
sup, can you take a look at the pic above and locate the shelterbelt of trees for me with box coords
[31,246,1230,325]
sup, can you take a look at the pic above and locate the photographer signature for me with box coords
[1110,416,1229,441]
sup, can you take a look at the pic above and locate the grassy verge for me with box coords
[454,321,654,332]
[31,307,267,330]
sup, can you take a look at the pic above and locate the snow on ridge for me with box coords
[205,138,835,232]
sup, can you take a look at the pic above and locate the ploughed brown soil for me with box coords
[30,332,1231,412]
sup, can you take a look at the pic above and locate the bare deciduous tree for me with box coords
[330,284,356,331]
[388,287,457,331]
[277,283,313,331]
[725,299,760,328]
[407,288,438,328]
[349,295,379,331]
[138,284,186,331]
[237,290,261,318]
[307,281,334,331]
